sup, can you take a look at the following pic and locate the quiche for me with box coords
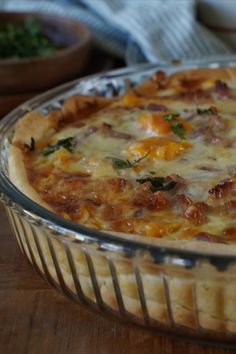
[9,66,236,251]
[8,66,236,334]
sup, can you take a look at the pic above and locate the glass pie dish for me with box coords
[2,58,236,345]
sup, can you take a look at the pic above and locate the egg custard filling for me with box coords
[9,66,236,245]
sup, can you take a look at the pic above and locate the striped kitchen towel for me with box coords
[0,0,233,64]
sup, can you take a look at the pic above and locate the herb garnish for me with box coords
[24,137,35,151]
[170,120,185,139]
[42,137,74,156]
[196,106,217,115]
[164,113,185,139]
[164,113,179,121]
[107,152,149,169]
[136,177,176,192]
[0,17,60,59]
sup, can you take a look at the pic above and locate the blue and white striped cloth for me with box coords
[0,0,233,64]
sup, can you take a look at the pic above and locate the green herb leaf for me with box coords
[0,17,60,59]
[42,137,74,156]
[164,113,185,139]
[170,121,185,139]
[106,157,132,169]
[196,106,218,115]
[136,177,176,192]
[107,152,149,169]
[164,113,179,121]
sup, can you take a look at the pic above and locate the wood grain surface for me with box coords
[0,204,235,354]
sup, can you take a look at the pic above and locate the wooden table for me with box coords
[0,204,235,354]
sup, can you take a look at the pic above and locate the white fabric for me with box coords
[0,0,233,64]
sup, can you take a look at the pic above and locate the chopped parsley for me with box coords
[164,113,179,121]
[107,152,149,169]
[164,113,185,139]
[170,120,185,139]
[196,106,217,115]
[42,137,74,156]
[0,17,60,59]
[136,177,176,192]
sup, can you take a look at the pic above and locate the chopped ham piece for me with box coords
[101,122,133,140]
[214,80,229,97]
[198,165,221,172]
[74,126,98,144]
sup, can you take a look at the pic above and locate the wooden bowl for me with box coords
[0,11,91,95]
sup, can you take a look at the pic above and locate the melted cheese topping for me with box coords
[18,70,236,243]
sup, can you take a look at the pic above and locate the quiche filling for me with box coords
[11,67,236,243]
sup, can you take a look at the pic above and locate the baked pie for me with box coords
[10,66,236,249]
[8,66,236,333]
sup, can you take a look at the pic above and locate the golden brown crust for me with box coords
[131,66,236,97]
[169,66,234,85]
[9,109,62,210]
[12,110,60,147]
[9,145,52,210]
[61,95,114,123]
